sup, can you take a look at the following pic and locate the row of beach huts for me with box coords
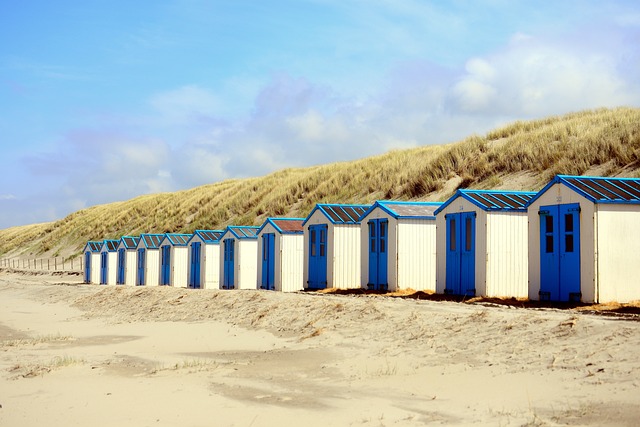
[83,175,640,303]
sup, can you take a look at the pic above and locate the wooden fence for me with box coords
[0,256,83,272]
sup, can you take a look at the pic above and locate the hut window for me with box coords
[449,218,456,251]
[380,222,386,237]
[564,214,573,232]
[319,230,326,257]
[310,230,316,256]
[545,215,553,233]
[545,236,554,253]
[465,217,472,251]
[565,235,574,253]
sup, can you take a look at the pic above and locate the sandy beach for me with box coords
[0,269,639,426]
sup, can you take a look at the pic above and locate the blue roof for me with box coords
[302,203,370,226]
[257,218,304,235]
[190,230,225,244]
[224,225,259,240]
[119,236,140,249]
[360,201,443,220]
[85,241,103,253]
[435,189,536,215]
[161,233,192,246]
[138,233,166,249]
[527,175,640,206]
[102,239,119,252]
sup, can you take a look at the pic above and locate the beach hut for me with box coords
[219,226,260,290]
[257,218,304,292]
[359,201,443,292]
[116,236,140,286]
[158,233,192,288]
[187,230,224,289]
[99,240,119,285]
[435,189,536,298]
[527,175,640,303]
[135,234,165,286]
[303,203,369,290]
[83,241,103,284]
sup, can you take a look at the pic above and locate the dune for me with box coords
[1,269,639,426]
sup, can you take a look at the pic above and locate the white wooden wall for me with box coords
[89,253,100,284]
[278,234,304,292]
[397,219,437,292]
[124,250,137,286]
[237,239,258,290]
[485,212,528,298]
[145,249,160,287]
[106,252,118,285]
[171,246,188,288]
[594,204,640,303]
[332,225,362,289]
[203,243,220,290]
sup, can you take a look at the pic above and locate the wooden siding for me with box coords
[237,239,258,290]
[485,212,528,298]
[332,225,361,289]
[397,219,437,291]
[171,246,189,288]
[279,234,304,292]
[595,205,640,303]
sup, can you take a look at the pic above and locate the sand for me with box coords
[1,269,639,426]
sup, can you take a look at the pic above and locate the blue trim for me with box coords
[526,175,640,207]
[100,239,119,253]
[161,233,192,247]
[118,236,140,250]
[84,241,103,253]
[302,203,370,226]
[138,233,166,249]
[359,200,443,221]
[223,225,260,240]
[188,230,225,245]
[257,217,305,235]
[435,189,536,215]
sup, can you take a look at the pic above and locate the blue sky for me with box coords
[1,1,639,229]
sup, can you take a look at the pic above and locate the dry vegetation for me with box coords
[1,107,639,259]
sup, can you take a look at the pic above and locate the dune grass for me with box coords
[1,107,639,258]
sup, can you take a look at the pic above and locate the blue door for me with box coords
[117,249,125,285]
[223,239,235,289]
[100,252,108,285]
[84,251,91,283]
[368,219,389,290]
[308,224,328,289]
[189,242,202,289]
[160,245,171,286]
[261,233,276,290]
[137,249,145,286]
[539,204,581,301]
[445,212,476,296]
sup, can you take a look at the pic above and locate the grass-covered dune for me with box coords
[2,107,639,259]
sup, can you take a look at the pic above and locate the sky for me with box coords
[1,0,639,229]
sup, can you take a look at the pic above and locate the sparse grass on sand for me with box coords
[8,355,83,379]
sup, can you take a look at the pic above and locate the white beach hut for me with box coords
[257,218,304,292]
[159,233,192,288]
[83,241,102,284]
[219,226,260,290]
[99,239,119,285]
[303,203,370,290]
[435,190,536,298]
[116,236,140,286]
[527,175,640,303]
[135,233,165,286]
[187,230,224,289]
[359,201,442,292]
